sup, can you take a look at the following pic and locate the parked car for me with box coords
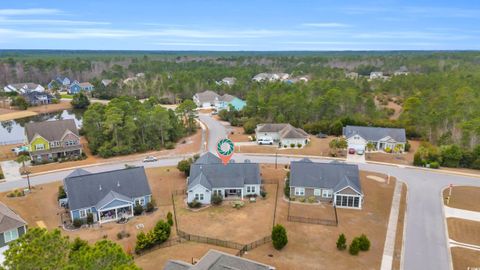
[348,148,356,154]
[257,137,274,145]
[316,133,328,138]
[356,149,365,155]
[143,156,158,162]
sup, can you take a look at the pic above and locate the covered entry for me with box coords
[96,191,134,224]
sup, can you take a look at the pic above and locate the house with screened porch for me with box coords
[62,167,152,224]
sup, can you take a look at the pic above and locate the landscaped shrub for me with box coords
[133,204,144,215]
[135,232,154,253]
[283,144,287,148]
[358,234,371,251]
[146,202,155,213]
[336,233,347,250]
[7,189,24,198]
[307,196,316,203]
[349,238,360,255]
[297,143,302,148]
[152,220,171,244]
[167,212,174,226]
[86,213,94,225]
[290,143,295,148]
[284,178,290,198]
[57,186,67,200]
[413,152,423,166]
[405,141,411,152]
[472,159,480,170]
[299,197,306,203]
[384,147,392,153]
[271,224,288,250]
[117,230,130,240]
[260,190,267,198]
[429,161,440,169]
[0,172,4,180]
[72,218,83,228]
[211,194,223,205]
[188,199,202,208]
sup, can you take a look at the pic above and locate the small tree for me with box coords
[177,159,192,176]
[72,218,83,228]
[86,213,94,225]
[358,234,371,251]
[71,92,91,109]
[167,212,174,226]
[271,224,288,250]
[349,238,360,255]
[133,204,144,216]
[211,194,223,205]
[336,233,347,250]
[12,96,28,110]
[58,186,67,200]
[145,202,154,212]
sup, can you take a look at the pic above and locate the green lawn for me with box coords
[60,94,73,99]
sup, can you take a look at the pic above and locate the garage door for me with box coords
[348,143,365,151]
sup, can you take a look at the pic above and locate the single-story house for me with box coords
[289,159,364,209]
[21,91,54,106]
[369,71,390,81]
[0,201,27,248]
[255,123,309,148]
[63,167,152,224]
[25,119,82,161]
[101,79,112,86]
[192,90,246,111]
[343,125,407,152]
[164,249,276,270]
[187,152,261,204]
[69,81,94,94]
[4,83,45,94]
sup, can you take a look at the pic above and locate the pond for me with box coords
[0,109,84,145]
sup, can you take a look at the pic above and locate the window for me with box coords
[4,229,19,243]
[213,190,221,196]
[194,194,204,201]
[354,197,360,208]
[79,208,91,218]
[251,186,255,193]
[323,189,333,198]
[35,144,44,150]
[314,189,321,196]
[65,140,77,146]
[294,187,305,196]
[135,197,145,206]
[247,186,251,192]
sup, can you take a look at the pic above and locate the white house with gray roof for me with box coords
[343,125,407,152]
[163,249,275,270]
[255,123,310,148]
[187,153,261,204]
[289,159,363,209]
[193,90,246,111]
[63,167,152,224]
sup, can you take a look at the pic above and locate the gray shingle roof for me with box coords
[194,90,220,104]
[343,125,406,142]
[66,168,91,178]
[163,260,193,270]
[290,159,362,194]
[95,190,133,209]
[188,153,261,190]
[63,167,151,211]
[25,119,78,143]
[192,250,275,270]
[0,201,27,233]
[257,123,309,139]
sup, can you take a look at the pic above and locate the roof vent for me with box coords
[117,181,120,187]
[99,185,102,191]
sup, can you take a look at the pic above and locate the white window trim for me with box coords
[314,189,321,196]
[4,228,19,243]
[79,208,91,218]
[134,197,146,206]
[35,144,44,150]
[294,187,305,196]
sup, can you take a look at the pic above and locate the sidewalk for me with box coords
[444,206,480,222]
[380,180,403,270]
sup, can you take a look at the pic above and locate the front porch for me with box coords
[215,188,244,200]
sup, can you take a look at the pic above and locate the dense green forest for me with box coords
[2,50,480,166]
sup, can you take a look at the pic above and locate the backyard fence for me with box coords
[178,230,245,250]
[287,215,338,226]
[134,237,187,257]
[171,189,186,196]
[236,236,272,256]
[262,179,277,185]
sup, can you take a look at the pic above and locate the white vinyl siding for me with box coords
[195,193,204,201]
[314,189,321,196]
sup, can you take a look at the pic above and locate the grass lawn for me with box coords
[451,247,480,270]
[61,94,74,99]
[443,186,480,212]
[447,218,480,246]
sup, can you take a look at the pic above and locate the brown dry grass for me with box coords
[0,110,38,121]
[27,101,72,113]
[392,183,407,270]
[228,126,251,142]
[236,136,336,157]
[451,247,480,270]
[443,186,480,212]
[0,144,18,162]
[366,140,420,165]
[135,242,237,270]
[447,218,480,246]
[0,166,185,252]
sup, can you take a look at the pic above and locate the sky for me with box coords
[0,0,480,51]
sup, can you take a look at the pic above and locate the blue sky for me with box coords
[0,0,479,50]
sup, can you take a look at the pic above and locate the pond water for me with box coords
[0,109,84,145]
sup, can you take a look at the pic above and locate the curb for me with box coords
[440,186,454,270]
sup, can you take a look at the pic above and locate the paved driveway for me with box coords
[0,160,21,181]
[346,152,366,163]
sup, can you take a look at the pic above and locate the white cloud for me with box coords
[154,42,240,47]
[302,22,350,28]
[0,18,110,26]
[0,8,61,16]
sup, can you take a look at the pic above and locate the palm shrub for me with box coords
[271,224,288,250]
[336,233,347,250]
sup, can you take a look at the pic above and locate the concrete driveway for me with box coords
[0,160,21,181]
[346,152,366,163]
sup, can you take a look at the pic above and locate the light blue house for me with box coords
[63,167,152,224]
[214,94,246,111]
[69,81,94,94]
[229,97,247,111]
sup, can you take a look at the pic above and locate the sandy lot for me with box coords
[228,126,251,142]
[443,186,480,212]
[0,144,18,162]
[236,136,336,157]
[451,247,480,270]
[0,166,185,253]
[447,218,480,246]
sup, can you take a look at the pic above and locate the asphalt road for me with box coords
[2,114,480,270]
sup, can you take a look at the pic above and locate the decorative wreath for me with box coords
[217,138,234,156]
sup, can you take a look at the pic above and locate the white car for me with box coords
[257,137,274,145]
[143,156,158,162]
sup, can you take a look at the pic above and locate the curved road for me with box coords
[1,114,479,270]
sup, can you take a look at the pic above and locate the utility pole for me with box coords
[275,151,278,169]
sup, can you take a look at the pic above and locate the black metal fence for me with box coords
[236,236,272,256]
[178,230,245,250]
[287,215,338,226]
[134,237,186,257]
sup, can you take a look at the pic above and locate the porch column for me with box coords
[130,205,134,217]
[115,208,118,220]
[241,189,243,200]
